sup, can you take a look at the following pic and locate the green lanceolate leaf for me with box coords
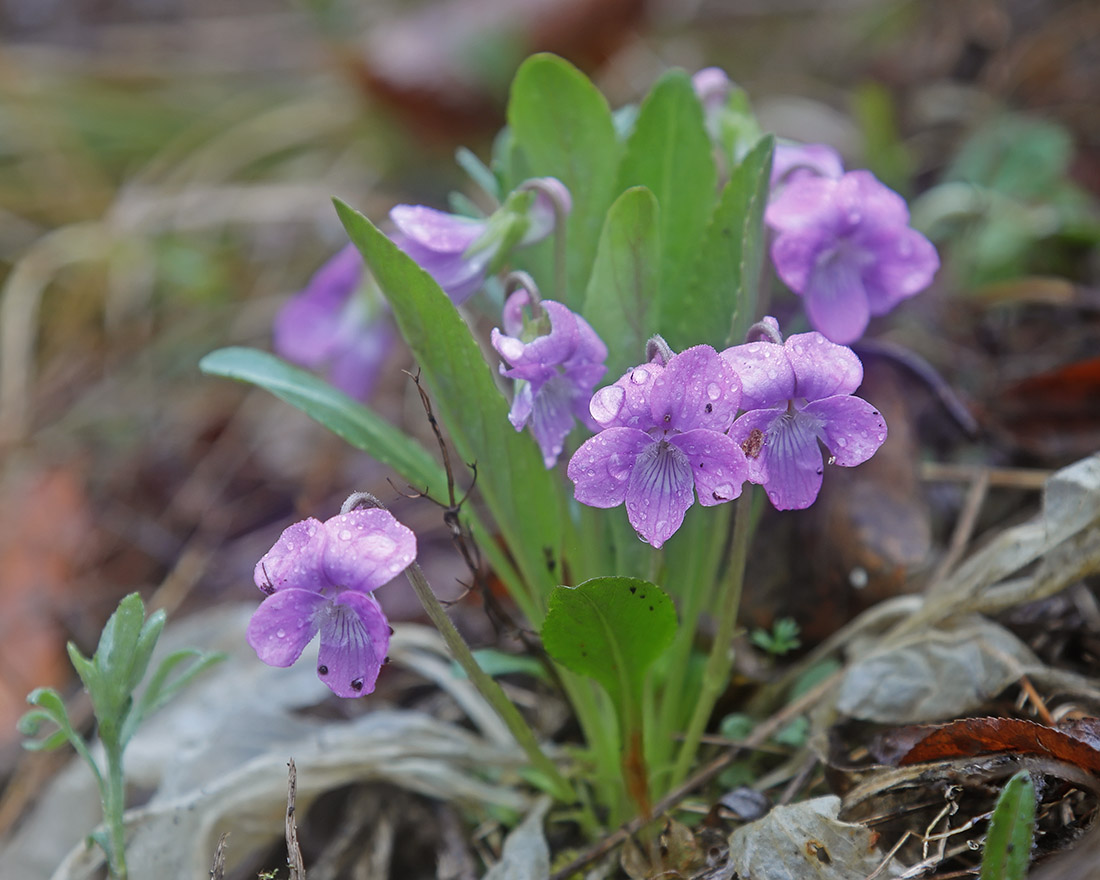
[199,347,446,497]
[19,688,80,752]
[616,70,716,315]
[541,577,677,726]
[334,200,563,617]
[89,593,151,723]
[507,53,619,309]
[671,135,775,352]
[980,770,1036,880]
[581,186,660,379]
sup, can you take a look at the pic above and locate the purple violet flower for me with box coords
[721,328,887,510]
[765,170,940,344]
[770,142,844,190]
[491,290,607,468]
[247,508,416,698]
[273,245,396,400]
[568,345,749,548]
[390,177,570,305]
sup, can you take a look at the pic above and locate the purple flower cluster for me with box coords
[569,345,749,548]
[273,245,396,401]
[766,152,939,345]
[567,322,887,545]
[492,290,607,468]
[247,507,416,698]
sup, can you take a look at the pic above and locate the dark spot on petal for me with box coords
[816,467,823,475]
[318,665,329,676]
[742,428,765,459]
[663,413,671,423]
[705,403,713,413]
[351,678,364,692]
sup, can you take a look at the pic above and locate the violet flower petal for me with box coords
[720,341,797,411]
[254,518,327,593]
[625,440,694,548]
[785,332,864,400]
[757,410,827,510]
[273,245,364,369]
[246,588,326,667]
[529,374,581,468]
[589,362,664,430]
[316,591,391,698]
[861,226,940,314]
[320,509,417,593]
[389,205,485,252]
[649,345,741,433]
[803,395,887,466]
[326,314,397,402]
[802,251,873,346]
[568,427,652,508]
[771,142,844,188]
[728,407,782,486]
[670,430,748,506]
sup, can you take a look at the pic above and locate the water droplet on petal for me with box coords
[706,382,721,401]
[590,385,625,424]
[715,483,734,499]
[339,529,352,541]
[827,455,837,465]
[608,453,631,482]
[837,437,847,447]
[276,628,286,638]
[630,367,649,385]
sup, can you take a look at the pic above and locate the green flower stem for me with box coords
[403,562,575,804]
[670,487,757,787]
[102,740,129,880]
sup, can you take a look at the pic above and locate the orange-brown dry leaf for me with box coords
[897,716,1100,774]
[0,465,92,744]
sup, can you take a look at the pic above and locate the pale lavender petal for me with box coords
[274,245,363,368]
[625,441,695,548]
[842,171,909,230]
[568,428,652,508]
[720,341,796,410]
[507,380,534,431]
[861,226,939,314]
[316,591,391,697]
[804,395,887,466]
[729,408,783,486]
[529,374,578,468]
[649,345,741,433]
[589,362,663,430]
[771,143,843,188]
[501,287,530,337]
[692,67,732,111]
[327,314,397,401]
[769,225,830,294]
[801,249,872,345]
[321,509,416,593]
[393,233,487,304]
[255,519,327,593]
[785,332,864,400]
[521,177,572,245]
[671,430,748,506]
[571,313,608,368]
[765,175,838,233]
[759,410,827,510]
[492,299,578,374]
[246,589,325,667]
[389,204,485,252]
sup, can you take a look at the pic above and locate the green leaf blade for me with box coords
[581,186,661,379]
[670,135,775,351]
[541,577,677,721]
[507,53,620,308]
[980,770,1036,880]
[199,347,447,497]
[334,200,564,615]
[616,70,717,316]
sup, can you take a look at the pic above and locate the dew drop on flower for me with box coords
[828,455,837,465]
[836,437,847,447]
[715,483,734,499]
[630,367,649,385]
[706,382,721,401]
[361,534,397,556]
[339,529,352,541]
[590,385,625,423]
[608,453,631,482]
[276,629,286,638]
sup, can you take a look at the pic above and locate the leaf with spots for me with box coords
[541,577,676,729]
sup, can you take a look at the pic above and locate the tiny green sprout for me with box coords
[19,592,224,880]
[750,617,801,657]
